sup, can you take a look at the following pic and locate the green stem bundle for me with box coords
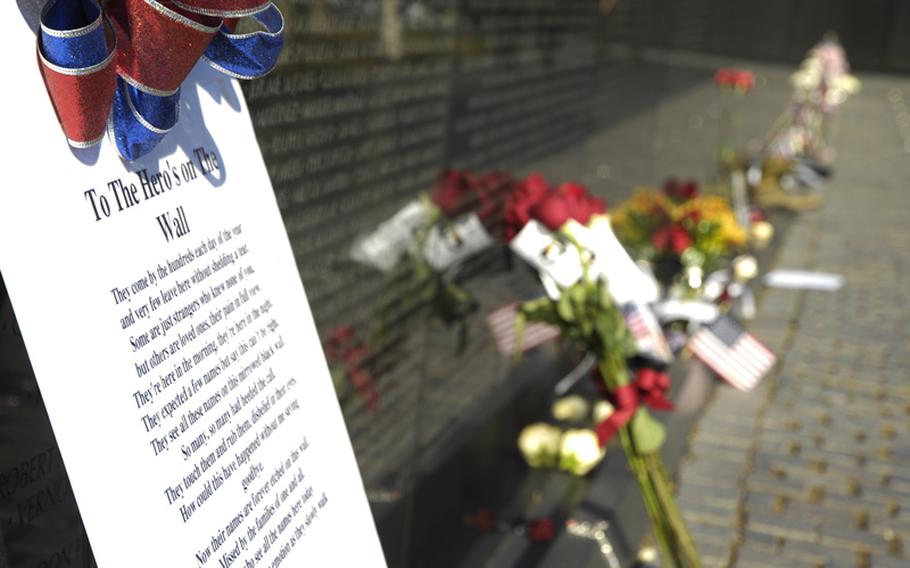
[599,356,701,568]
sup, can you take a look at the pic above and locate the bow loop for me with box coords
[37,0,286,160]
[203,4,285,80]
[634,368,674,411]
[594,368,674,447]
[108,0,221,95]
[38,0,117,146]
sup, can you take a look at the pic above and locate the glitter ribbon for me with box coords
[37,0,284,160]
[595,368,674,447]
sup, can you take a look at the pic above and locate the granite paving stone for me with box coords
[675,69,910,567]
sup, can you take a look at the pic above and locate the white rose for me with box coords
[518,423,561,468]
[791,69,821,92]
[593,400,615,423]
[835,74,861,95]
[751,221,774,249]
[559,429,605,476]
[733,255,759,282]
[552,395,590,422]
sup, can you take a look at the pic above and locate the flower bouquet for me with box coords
[611,180,747,290]
[350,169,515,350]
[714,68,756,164]
[765,35,860,165]
[505,174,701,567]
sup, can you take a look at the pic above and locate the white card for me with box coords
[571,218,660,304]
[653,299,720,324]
[763,269,845,291]
[0,11,385,568]
[509,220,584,289]
[350,199,429,272]
[423,213,494,271]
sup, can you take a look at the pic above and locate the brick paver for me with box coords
[677,74,910,568]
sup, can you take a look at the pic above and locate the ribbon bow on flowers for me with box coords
[37,0,284,160]
[594,368,674,447]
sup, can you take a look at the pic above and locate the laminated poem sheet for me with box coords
[0,7,385,567]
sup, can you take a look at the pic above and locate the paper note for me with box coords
[0,10,385,568]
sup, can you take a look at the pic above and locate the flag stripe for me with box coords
[691,332,760,389]
[693,333,764,389]
[687,315,777,392]
[623,303,672,363]
[487,303,559,355]
[733,340,774,374]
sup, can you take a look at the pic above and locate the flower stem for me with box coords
[599,356,701,567]
[619,427,677,567]
[647,454,702,566]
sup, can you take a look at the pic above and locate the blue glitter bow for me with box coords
[38,0,284,161]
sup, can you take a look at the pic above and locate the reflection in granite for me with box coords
[243,0,604,500]
[0,279,96,567]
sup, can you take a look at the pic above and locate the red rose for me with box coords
[716,68,755,90]
[650,204,671,225]
[680,209,701,225]
[344,345,372,368]
[663,178,698,201]
[531,192,571,231]
[652,224,692,255]
[557,182,606,226]
[557,182,587,199]
[349,368,379,412]
[714,68,735,87]
[523,173,552,196]
[527,518,557,542]
[733,70,755,91]
[749,208,767,223]
[330,325,355,344]
[474,171,513,221]
[504,173,553,241]
[326,325,356,360]
[430,170,475,218]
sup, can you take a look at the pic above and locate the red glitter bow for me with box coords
[595,368,674,447]
[37,0,282,158]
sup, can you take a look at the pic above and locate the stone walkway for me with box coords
[676,74,910,567]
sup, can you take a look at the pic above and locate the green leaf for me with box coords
[557,293,575,322]
[630,408,666,454]
[570,282,587,310]
[520,298,560,325]
[593,311,615,354]
[598,279,612,309]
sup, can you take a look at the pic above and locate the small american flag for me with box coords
[689,315,776,391]
[622,302,673,364]
[487,302,560,356]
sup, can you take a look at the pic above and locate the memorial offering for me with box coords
[713,68,755,162]
[610,181,748,290]
[740,36,862,212]
[767,35,861,163]
[1,2,385,566]
[349,169,514,354]
[505,174,701,567]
